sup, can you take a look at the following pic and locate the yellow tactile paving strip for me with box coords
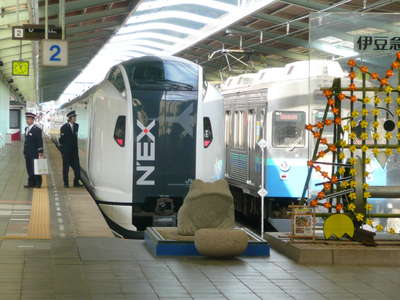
[2,176,51,240]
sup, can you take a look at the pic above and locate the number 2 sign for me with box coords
[41,40,68,67]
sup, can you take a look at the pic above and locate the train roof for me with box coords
[59,55,200,110]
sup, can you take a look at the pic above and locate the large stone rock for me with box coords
[194,229,248,257]
[177,179,234,236]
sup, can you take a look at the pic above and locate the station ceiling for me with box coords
[38,0,140,102]
[177,0,400,80]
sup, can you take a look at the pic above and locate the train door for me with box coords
[249,106,266,189]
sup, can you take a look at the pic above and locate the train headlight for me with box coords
[280,161,290,172]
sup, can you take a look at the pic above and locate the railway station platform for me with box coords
[0,140,398,300]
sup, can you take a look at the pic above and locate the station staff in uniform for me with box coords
[24,112,43,188]
[59,111,82,188]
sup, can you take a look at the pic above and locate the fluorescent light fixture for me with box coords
[347,27,387,35]
[318,36,343,44]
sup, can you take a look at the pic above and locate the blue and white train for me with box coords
[221,60,392,227]
[49,56,225,238]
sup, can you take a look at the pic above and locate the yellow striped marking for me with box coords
[2,176,51,240]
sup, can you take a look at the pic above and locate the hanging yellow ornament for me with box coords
[340,181,349,188]
[360,120,369,128]
[376,224,384,232]
[363,183,369,189]
[372,132,380,140]
[361,145,369,152]
[365,203,373,210]
[385,132,393,140]
[363,97,371,104]
[350,145,357,152]
[356,213,364,221]
[349,132,357,139]
[338,167,346,175]
[343,125,350,132]
[365,158,371,164]
[366,219,373,226]
[372,148,380,155]
[348,157,356,165]
[385,148,393,156]
[350,120,357,127]
[349,181,356,188]
[374,97,381,104]
[348,203,356,211]
[351,111,359,118]
[338,152,345,160]
[372,121,379,128]
[372,108,380,116]
[385,96,392,104]
[361,109,369,116]
[385,86,393,93]
[389,228,396,234]
[349,192,357,200]
[360,133,368,140]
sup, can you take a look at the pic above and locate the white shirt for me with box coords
[68,122,74,132]
[25,124,34,135]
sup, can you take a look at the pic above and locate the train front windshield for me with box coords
[125,59,199,91]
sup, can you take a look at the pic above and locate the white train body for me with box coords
[49,56,225,237]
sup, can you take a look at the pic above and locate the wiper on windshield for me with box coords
[154,79,194,90]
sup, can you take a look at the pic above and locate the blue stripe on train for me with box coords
[266,159,308,198]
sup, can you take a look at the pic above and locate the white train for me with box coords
[48,56,225,238]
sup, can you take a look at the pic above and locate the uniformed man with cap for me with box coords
[59,111,82,188]
[24,112,43,188]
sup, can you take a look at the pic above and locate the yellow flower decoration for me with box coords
[372,148,380,155]
[385,85,393,93]
[340,181,349,188]
[350,120,357,128]
[362,109,369,116]
[356,213,364,221]
[365,158,371,164]
[385,96,392,104]
[360,120,369,128]
[362,97,370,104]
[397,133,400,140]
[361,145,369,152]
[348,157,356,165]
[364,171,369,177]
[374,97,381,104]
[339,140,347,147]
[397,147,400,153]
[372,109,380,116]
[372,121,379,128]
[349,132,357,139]
[348,203,356,211]
[397,97,400,105]
[351,111,359,118]
[350,145,357,152]
[364,192,371,199]
[365,203,373,210]
[389,228,396,234]
[338,152,345,160]
[396,109,400,116]
[349,168,356,175]
[360,133,368,140]
[376,224,384,232]
[397,121,400,128]
[363,183,369,190]
[349,193,357,200]
[349,181,356,188]
[372,132,380,140]
[338,167,346,175]
[385,148,393,156]
[366,219,373,226]
[385,132,393,140]
[343,125,350,132]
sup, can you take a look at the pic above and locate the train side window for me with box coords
[113,116,126,147]
[225,111,231,145]
[248,110,255,149]
[272,111,305,148]
[108,67,126,96]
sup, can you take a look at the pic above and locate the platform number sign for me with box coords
[41,40,68,67]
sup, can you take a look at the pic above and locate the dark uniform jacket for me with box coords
[24,125,43,158]
[59,123,79,153]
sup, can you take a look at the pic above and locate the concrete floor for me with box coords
[0,141,399,300]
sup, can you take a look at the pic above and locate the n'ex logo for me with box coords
[136,120,155,185]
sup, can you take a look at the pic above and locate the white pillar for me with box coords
[0,82,10,148]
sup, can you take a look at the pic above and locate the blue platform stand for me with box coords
[144,227,270,257]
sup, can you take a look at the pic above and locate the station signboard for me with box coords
[12,25,62,40]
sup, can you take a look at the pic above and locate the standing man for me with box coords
[59,111,82,188]
[24,112,43,188]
